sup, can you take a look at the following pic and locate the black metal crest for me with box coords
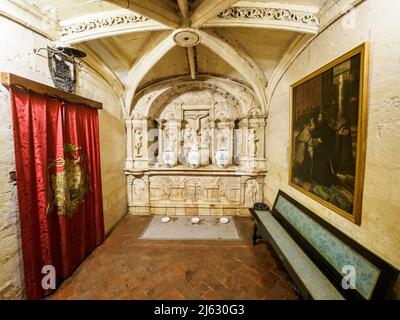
[47,46,86,94]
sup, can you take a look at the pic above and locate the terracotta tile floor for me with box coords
[48,216,299,300]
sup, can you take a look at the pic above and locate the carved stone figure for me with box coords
[245,179,260,207]
[163,128,177,167]
[188,139,201,168]
[181,128,191,160]
[184,178,203,200]
[248,128,259,157]
[217,130,228,151]
[132,178,146,202]
[150,177,172,200]
[190,131,200,150]
[218,177,240,202]
[165,128,176,152]
[200,129,210,149]
[133,128,143,157]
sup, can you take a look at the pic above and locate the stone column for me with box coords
[127,174,134,206]
[239,176,247,207]
[247,116,267,170]
[210,120,216,165]
[240,118,249,160]
[259,118,267,159]
[156,119,164,166]
[143,174,150,208]
[227,121,234,164]
[176,120,182,164]
[125,119,133,169]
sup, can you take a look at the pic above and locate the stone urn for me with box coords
[163,150,177,167]
[188,146,200,168]
[215,149,229,168]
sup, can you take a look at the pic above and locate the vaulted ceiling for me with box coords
[1,0,362,112]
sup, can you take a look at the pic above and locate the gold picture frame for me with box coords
[289,43,369,225]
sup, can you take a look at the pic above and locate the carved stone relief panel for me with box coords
[148,175,244,204]
[150,176,172,200]
[127,171,265,215]
[184,178,203,200]
[244,178,262,207]
[218,177,240,203]
[128,176,149,206]
[132,178,146,203]
[133,127,143,157]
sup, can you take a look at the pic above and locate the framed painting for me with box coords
[289,43,369,225]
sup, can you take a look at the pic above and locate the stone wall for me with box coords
[0,17,127,299]
[264,0,400,297]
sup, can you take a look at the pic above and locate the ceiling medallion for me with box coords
[173,29,200,47]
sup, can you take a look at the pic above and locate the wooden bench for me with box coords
[250,190,399,300]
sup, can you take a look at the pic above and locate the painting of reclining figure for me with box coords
[290,44,369,225]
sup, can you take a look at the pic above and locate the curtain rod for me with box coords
[0,72,102,110]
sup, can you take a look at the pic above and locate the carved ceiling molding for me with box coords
[61,13,149,36]
[218,7,320,25]
[130,75,262,120]
[205,6,320,33]
[190,0,239,28]
[59,10,169,44]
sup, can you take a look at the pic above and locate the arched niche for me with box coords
[125,75,267,170]
[129,75,264,119]
[124,76,267,216]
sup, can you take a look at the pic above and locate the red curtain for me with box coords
[10,86,105,300]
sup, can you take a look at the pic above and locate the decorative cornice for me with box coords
[61,13,149,36]
[59,10,168,44]
[216,7,320,26]
[203,5,320,35]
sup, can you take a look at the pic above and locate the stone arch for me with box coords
[129,75,263,119]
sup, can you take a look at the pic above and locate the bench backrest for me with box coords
[271,190,399,300]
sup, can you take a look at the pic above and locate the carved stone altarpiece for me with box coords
[125,78,267,216]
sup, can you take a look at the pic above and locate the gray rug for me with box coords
[140,216,240,240]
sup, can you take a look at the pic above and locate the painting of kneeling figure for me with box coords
[290,43,369,225]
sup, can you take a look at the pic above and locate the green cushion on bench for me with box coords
[254,210,344,300]
[274,195,380,299]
